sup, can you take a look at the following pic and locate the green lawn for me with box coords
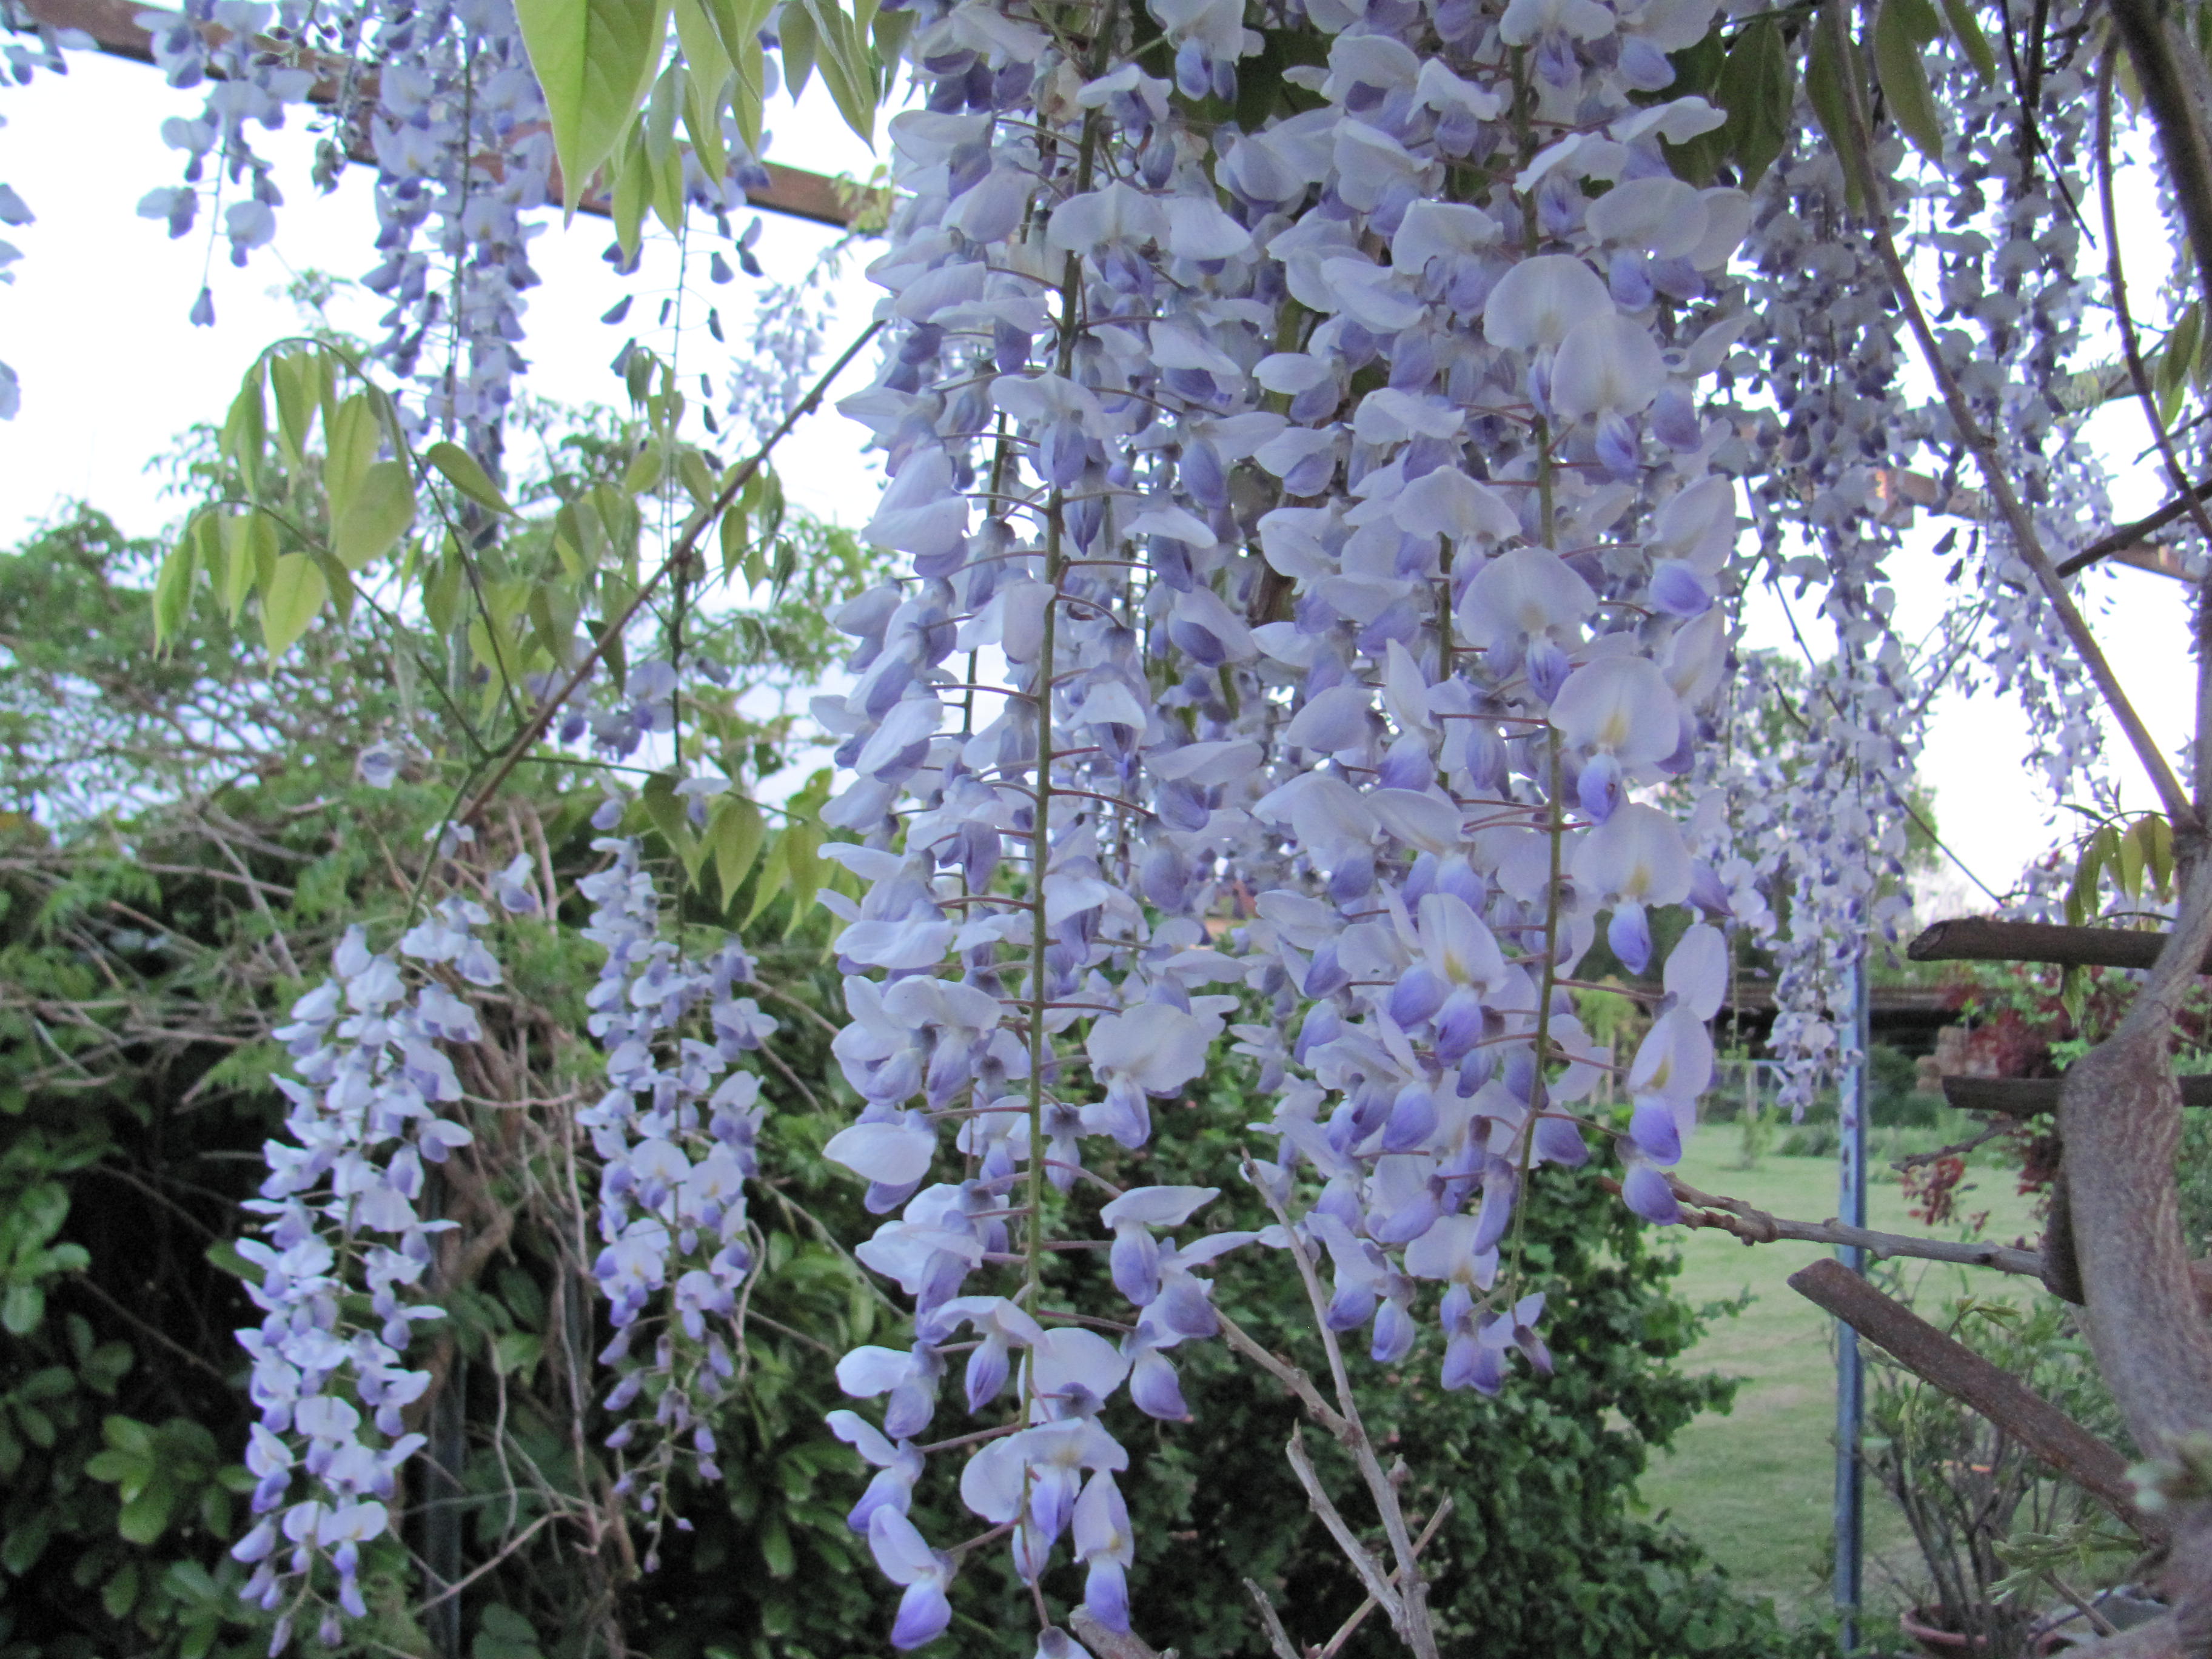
[1637,1130,2046,1621]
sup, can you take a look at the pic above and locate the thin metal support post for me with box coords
[1834,950,1871,1653]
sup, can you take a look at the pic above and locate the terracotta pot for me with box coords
[1899,1605,1993,1657]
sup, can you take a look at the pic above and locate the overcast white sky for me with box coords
[0,50,2197,907]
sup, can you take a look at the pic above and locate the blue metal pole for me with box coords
[1834,950,1871,1654]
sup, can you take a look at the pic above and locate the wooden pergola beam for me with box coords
[1789,1257,2167,1541]
[1908,916,2198,973]
[1942,1074,2212,1114]
[12,0,862,229]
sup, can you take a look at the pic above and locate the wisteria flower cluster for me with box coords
[1706,10,2126,1105]
[574,835,779,1545]
[800,0,1766,1640]
[227,903,500,1649]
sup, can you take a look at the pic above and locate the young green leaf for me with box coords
[1935,0,1997,78]
[1806,13,1868,210]
[333,460,417,570]
[221,510,278,623]
[152,514,210,646]
[220,363,268,491]
[426,440,514,515]
[641,771,700,876]
[799,0,877,146]
[710,794,767,905]
[1872,0,1945,163]
[267,350,321,464]
[261,553,329,658]
[514,0,672,214]
[1717,16,1793,190]
[777,0,817,99]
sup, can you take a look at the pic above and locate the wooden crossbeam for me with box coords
[1877,466,2197,583]
[12,0,862,229]
[1788,1258,2166,1541]
[1908,916,2196,973]
[1942,1074,2212,1114]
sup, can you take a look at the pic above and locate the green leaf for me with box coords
[2,1513,52,1575]
[334,460,417,570]
[2159,304,2203,398]
[1936,0,1996,78]
[101,1561,141,1621]
[709,795,766,906]
[323,393,384,526]
[220,363,269,491]
[475,1603,547,1659]
[1717,15,1792,189]
[152,514,211,647]
[731,26,766,148]
[743,833,789,925]
[425,537,468,637]
[669,1,734,179]
[117,1481,178,1546]
[103,1415,156,1458]
[612,122,652,259]
[719,498,750,578]
[622,443,666,495]
[642,771,700,878]
[514,0,672,213]
[493,1332,545,1378]
[799,0,876,146]
[1805,16,1868,210]
[221,510,278,625]
[1872,0,1944,163]
[204,1238,256,1281]
[268,350,321,464]
[2,1282,43,1336]
[261,553,330,659]
[2144,814,2175,898]
[780,822,823,939]
[427,441,515,515]
[759,1510,795,1578]
[777,0,816,98]
[84,1449,140,1484]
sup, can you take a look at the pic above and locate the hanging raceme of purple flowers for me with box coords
[574,836,781,1551]
[228,902,503,1652]
[809,0,1752,1641]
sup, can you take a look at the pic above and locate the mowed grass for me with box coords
[1635,1130,2046,1620]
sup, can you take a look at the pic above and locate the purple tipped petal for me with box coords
[1370,1298,1416,1364]
[1085,1559,1131,1633]
[1532,1113,1589,1168]
[890,1581,953,1649]
[964,1339,1010,1415]
[1621,1163,1682,1225]
[1389,964,1449,1027]
[1607,902,1653,976]
[1628,1094,1683,1164]
[1129,1349,1189,1421]
[1575,751,1623,825]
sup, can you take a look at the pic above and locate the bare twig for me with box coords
[1214,1309,1356,1441]
[1642,1176,2046,1275]
[409,1510,557,1613]
[1243,1171,1438,1658]
[1068,1609,1172,1659]
[1311,1497,1455,1659]
[1284,1426,1404,1631]
[1242,1581,1302,1659]
[2054,483,2212,578]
